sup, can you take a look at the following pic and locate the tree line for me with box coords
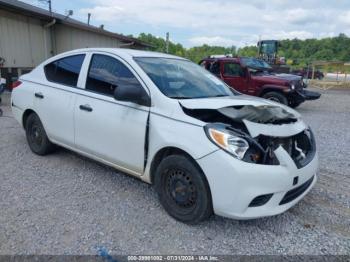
[136,33,350,68]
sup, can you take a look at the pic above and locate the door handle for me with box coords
[79,104,93,112]
[34,92,44,99]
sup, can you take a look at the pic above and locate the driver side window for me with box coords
[223,63,244,77]
[86,54,142,96]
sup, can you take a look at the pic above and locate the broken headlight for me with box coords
[205,124,249,160]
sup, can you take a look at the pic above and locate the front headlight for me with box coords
[290,84,295,90]
[205,124,249,160]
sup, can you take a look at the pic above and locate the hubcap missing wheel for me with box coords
[166,169,197,208]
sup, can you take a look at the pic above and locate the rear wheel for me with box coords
[25,113,55,155]
[262,91,288,105]
[154,155,213,224]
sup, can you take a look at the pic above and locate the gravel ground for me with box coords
[0,88,349,255]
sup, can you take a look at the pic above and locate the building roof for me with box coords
[0,0,152,49]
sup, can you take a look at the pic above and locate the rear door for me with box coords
[221,62,248,94]
[33,54,85,147]
[74,53,150,175]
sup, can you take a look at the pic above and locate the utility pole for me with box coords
[87,13,91,25]
[48,0,52,15]
[165,32,169,54]
[38,0,52,15]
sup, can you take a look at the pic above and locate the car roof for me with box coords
[201,57,241,63]
[57,48,187,60]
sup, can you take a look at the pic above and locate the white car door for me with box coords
[74,53,150,175]
[33,54,86,147]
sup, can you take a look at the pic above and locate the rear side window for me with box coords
[86,54,142,96]
[44,54,85,87]
[209,62,220,75]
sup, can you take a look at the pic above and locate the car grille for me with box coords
[279,175,314,205]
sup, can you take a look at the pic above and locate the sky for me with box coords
[23,0,350,48]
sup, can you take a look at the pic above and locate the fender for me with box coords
[257,84,290,97]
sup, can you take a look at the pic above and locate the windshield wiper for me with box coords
[209,94,230,98]
[169,94,230,99]
[168,96,192,99]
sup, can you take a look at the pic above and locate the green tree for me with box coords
[135,32,350,67]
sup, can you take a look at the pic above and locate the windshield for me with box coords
[134,57,236,99]
[241,57,271,70]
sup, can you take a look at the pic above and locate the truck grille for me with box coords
[292,79,304,90]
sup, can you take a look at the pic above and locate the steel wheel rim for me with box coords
[29,123,43,147]
[166,168,197,208]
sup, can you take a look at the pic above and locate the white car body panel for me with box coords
[197,147,318,219]
[74,93,149,174]
[33,82,76,147]
[11,48,318,220]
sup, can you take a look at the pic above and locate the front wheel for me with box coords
[262,91,288,105]
[25,113,55,155]
[154,155,213,224]
[289,101,302,108]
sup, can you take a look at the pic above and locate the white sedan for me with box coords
[11,48,318,223]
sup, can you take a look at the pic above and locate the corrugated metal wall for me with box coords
[0,9,50,68]
[55,25,123,54]
[0,9,125,70]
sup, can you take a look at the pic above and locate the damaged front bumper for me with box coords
[288,89,321,104]
[197,143,318,220]
[198,118,317,219]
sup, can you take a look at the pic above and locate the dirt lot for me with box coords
[0,88,349,255]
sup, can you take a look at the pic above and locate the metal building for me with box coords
[0,0,151,86]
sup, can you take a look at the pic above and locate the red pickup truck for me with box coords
[199,57,321,108]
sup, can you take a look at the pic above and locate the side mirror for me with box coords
[113,84,151,107]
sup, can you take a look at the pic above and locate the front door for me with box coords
[74,53,150,175]
[221,62,248,94]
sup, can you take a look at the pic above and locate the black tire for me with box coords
[262,91,288,105]
[289,101,301,108]
[154,155,213,224]
[25,113,55,155]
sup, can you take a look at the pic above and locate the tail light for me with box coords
[11,80,22,89]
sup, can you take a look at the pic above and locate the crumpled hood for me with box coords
[179,95,300,119]
[180,95,305,137]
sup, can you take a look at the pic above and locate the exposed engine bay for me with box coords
[181,103,316,168]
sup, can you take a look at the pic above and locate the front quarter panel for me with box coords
[142,112,218,182]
